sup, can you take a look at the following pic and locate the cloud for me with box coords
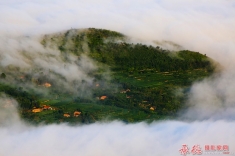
[0,34,111,98]
[1,0,235,156]
[0,96,235,156]
[1,0,235,66]
[180,69,235,121]
[1,0,234,81]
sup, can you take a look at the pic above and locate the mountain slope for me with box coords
[0,28,216,124]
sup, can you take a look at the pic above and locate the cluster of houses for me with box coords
[32,105,82,118]
[32,105,54,113]
[63,111,81,118]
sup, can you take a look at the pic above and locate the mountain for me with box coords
[0,28,216,124]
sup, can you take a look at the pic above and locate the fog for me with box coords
[0,0,235,155]
[0,33,112,98]
[1,0,235,66]
[1,95,235,156]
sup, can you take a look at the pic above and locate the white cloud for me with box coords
[1,0,235,66]
[0,97,234,156]
[0,0,235,155]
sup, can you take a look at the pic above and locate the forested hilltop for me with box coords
[42,28,213,72]
[0,28,216,124]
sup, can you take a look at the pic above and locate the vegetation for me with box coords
[0,28,216,124]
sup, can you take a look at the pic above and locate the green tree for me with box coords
[1,73,6,79]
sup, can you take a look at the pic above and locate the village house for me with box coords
[63,113,70,117]
[43,82,51,88]
[32,108,42,113]
[100,96,107,100]
[42,105,52,110]
[150,106,156,111]
[74,111,81,117]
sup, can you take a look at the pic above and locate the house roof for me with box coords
[100,96,107,100]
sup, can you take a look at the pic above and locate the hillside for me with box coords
[0,28,216,124]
